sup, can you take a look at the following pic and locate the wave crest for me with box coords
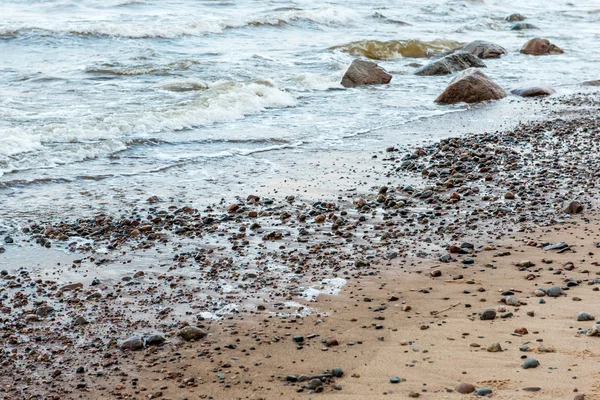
[330,39,463,60]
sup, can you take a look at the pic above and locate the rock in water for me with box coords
[341,59,392,88]
[458,40,507,59]
[178,326,207,341]
[435,69,506,104]
[456,383,476,394]
[511,84,556,97]
[520,38,564,55]
[510,22,538,30]
[505,13,526,22]
[564,201,584,214]
[416,52,485,76]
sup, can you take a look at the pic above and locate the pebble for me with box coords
[577,312,595,322]
[456,383,475,394]
[523,358,540,369]
[479,308,496,320]
[178,326,207,341]
[475,388,493,396]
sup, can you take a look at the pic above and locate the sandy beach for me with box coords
[2,90,600,400]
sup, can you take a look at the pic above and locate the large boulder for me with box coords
[435,69,506,104]
[511,83,556,97]
[341,59,392,88]
[520,38,564,55]
[415,52,485,76]
[454,40,507,59]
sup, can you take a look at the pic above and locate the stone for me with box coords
[332,368,344,378]
[178,326,207,341]
[514,327,529,335]
[546,286,562,297]
[36,306,55,317]
[564,201,584,214]
[120,337,144,351]
[523,358,540,369]
[505,296,521,306]
[416,52,485,76]
[510,22,538,30]
[145,334,165,346]
[430,270,442,277]
[479,308,496,320]
[577,312,595,322]
[475,388,493,396]
[435,68,506,104]
[511,84,556,97]
[450,40,507,59]
[586,325,600,337]
[487,343,502,352]
[520,38,564,55]
[456,382,476,394]
[305,378,322,389]
[573,394,585,400]
[534,289,546,297]
[73,316,89,326]
[583,80,600,86]
[505,13,526,22]
[505,192,515,199]
[341,60,392,88]
[390,376,401,384]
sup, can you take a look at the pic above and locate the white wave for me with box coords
[0,5,360,39]
[20,81,295,143]
[0,127,42,157]
[291,73,343,91]
[301,277,347,301]
[247,6,362,27]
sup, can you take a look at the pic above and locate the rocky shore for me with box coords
[2,92,600,399]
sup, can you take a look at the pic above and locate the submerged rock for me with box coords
[520,38,564,55]
[511,84,556,97]
[415,52,485,76]
[341,59,392,88]
[505,13,526,22]
[435,69,506,104]
[510,22,538,30]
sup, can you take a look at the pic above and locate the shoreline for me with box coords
[1,91,600,399]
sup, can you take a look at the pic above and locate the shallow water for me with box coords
[1,0,599,220]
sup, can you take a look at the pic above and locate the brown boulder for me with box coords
[456,383,476,394]
[511,84,556,97]
[564,201,584,214]
[341,59,392,88]
[520,38,564,55]
[435,69,506,104]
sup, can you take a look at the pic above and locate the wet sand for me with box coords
[1,91,600,400]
